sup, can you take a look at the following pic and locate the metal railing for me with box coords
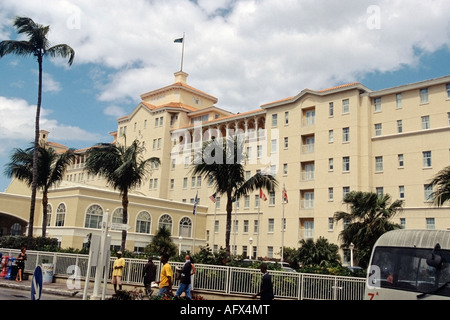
[0,248,365,300]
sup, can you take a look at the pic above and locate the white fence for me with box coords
[0,248,365,300]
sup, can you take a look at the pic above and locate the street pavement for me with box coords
[0,275,116,300]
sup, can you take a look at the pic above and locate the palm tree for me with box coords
[4,143,75,237]
[192,136,278,257]
[297,237,341,266]
[84,139,160,252]
[334,191,403,267]
[430,166,450,207]
[0,16,75,241]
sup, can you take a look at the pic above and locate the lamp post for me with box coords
[179,236,183,256]
[349,242,354,267]
[249,237,253,259]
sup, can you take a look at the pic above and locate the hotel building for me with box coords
[1,71,450,262]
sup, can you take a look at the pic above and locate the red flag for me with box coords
[282,187,288,203]
[259,189,267,201]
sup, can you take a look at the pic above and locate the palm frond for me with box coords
[46,44,75,65]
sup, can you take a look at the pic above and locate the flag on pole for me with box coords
[282,186,288,203]
[192,192,199,215]
[174,37,183,43]
[259,189,267,201]
[209,192,217,203]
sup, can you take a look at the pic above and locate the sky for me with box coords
[1,0,450,191]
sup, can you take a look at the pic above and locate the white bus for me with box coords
[365,229,450,300]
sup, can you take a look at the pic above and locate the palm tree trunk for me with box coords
[121,190,129,252]
[28,54,43,246]
[41,191,48,237]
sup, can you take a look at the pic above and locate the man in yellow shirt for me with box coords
[156,253,173,296]
[112,251,125,293]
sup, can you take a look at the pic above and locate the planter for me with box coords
[41,263,54,283]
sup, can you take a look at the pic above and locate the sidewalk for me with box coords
[0,275,116,299]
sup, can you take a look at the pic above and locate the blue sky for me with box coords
[1,0,450,191]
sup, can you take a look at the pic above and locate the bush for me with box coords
[0,235,59,251]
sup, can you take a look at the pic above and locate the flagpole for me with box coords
[281,184,286,263]
[257,201,260,259]
[212,204,217,252]
[180,32,185,72]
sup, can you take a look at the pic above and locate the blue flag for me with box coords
[174,37,183,43]
[192,192,198,215]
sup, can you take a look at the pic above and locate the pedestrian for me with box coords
[174,254,193,300]
[187,255,196,294]
[142,256,157,296]
[112,251,125,293]
[15,247,27,282]
[252,262,274,301]
[156,253,173,297]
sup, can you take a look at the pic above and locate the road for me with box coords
[0,287,81,300]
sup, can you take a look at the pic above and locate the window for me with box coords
[244,195,250,208]
[424,184,433,202]
[304,109,315,126]
[216,196,221,209]
[400,218,406,229]
[376,187,384,197]
[183,177,188,189]
[304,221,314,239]
[328,187,334,201]
[284,137,289,149]
[254,219,259,234]
[284,111,289,125]
[179,217,192,237]
[328,158,334,171]
[283,163,288,175]
[342,127,350,142]
[328,218,334,231]
[271,139,277,154]
[268,218,274,233]
[426,217,435,230]
[423,151,432,167]
[396,93,402,108]
[398,154,404,167]
[257,145,262,158]
[342,99,350,114]
[136,211,151,234]
[55,203,66,227]
[112,208,125,226]
[397,120,403,133]
[446,84,450,99]
[254,195,260,209]
[85,204,103,229]
[399,186,405,199]
[375,123,382,136]
[197,176,202,188]
[343,156,350,172]
[374,97,382,112]
[375,156,383,172]
[272,114,278,127]
[269,192,275,205]
[46,204,52,227]
[303,192,314,208]
[329,102,334,116]
[343,186,350,199]
[170,179,174,189]
[159,214,173,232]
[243,220,249,233]
[214,220,219,233]
[329,130,334,143]
[421,115,430,130]
[420,88,429,104]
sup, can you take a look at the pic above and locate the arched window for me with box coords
[136,211,151,234]
[46,204,52,226]
[112,208,124,224]
[159,214,173,232]
[55,203,66,227]
[85,204,103,229]
[179,217,192,238]
[10,223,21,236]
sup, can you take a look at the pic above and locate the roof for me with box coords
[140,81,218,104]
[261,82,371,109]
[374,229,450,250]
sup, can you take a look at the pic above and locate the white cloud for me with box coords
[0,96,101,154]
[103,104,127,118]
[1,0,450,114]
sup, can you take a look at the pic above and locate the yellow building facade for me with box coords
[1,72,450,261]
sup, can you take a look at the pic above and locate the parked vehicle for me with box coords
[365,229,450,300]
